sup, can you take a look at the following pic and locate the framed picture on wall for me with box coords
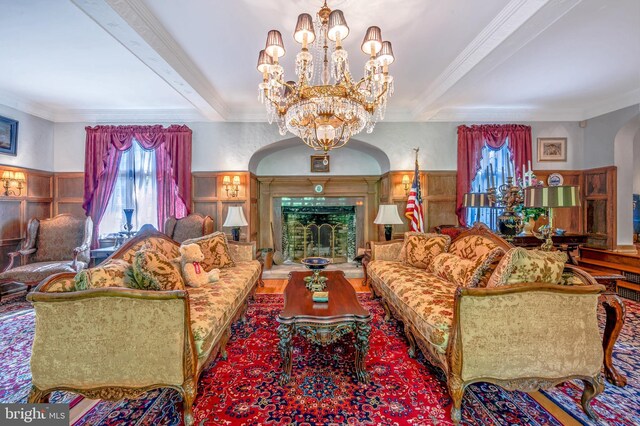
[310,155,330,173]
[537,137,567,162]
[0,115,18,156]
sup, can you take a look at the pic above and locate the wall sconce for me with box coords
[402,174,411,196]
[1,171,26,196]
[223,175,241,198]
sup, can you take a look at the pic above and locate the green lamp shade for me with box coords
[523,185,581,208]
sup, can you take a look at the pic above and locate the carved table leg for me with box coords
[354,321,371,383]
[600,293,627,386]
[278,323,294,385]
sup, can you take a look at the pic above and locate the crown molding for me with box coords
[0,90,57,122]
[582,88,640,120]
[412,0,584,120]
[71,0,227,121]
[52,108,206,123]
[426,107,583,122]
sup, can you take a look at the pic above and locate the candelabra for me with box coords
[487,176,524,239]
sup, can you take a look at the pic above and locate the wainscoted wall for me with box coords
[53,172,84,217]
[0,166,53,270]
[379,171,458,239]
[191,172,258,242]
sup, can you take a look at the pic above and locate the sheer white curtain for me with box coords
[466,143,513,230]
[100,140,158,237]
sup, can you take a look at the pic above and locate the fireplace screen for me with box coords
[282,205,356,263]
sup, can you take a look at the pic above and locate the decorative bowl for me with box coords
[300,257,331,290]
[300,257,331,270]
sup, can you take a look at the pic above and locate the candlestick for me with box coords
[489,164,495,188]
[485,168,490,188]
[501,165,505,185]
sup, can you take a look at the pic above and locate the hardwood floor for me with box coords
[258,278,369,294]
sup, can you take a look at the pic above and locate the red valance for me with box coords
[456,124,532,226]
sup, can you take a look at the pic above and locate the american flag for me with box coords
[405,156,424,232]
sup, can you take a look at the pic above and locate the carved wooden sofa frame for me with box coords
[26,229,260,426]
[367,223,607,424]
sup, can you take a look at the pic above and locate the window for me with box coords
[466,142,514,231]
[100,141,158,237]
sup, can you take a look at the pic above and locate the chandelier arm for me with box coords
[373,82,390,103]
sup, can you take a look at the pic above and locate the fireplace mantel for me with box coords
[257,176,380,250]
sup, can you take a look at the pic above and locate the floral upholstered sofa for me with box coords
[367,223,605,424]
[26,229,261,426]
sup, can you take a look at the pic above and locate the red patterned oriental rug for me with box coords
[2,293,638,425]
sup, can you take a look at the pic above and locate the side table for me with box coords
[90,246,118,266]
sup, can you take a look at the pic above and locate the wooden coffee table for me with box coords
[277,270,371,385]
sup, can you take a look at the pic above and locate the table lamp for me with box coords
[462,192,493,228]
[223,206,248,241]
[374,204,404,241]
[523,185,580,250]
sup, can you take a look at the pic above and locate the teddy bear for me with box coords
[179,243,220,287]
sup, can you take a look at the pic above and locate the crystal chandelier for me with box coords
[256,1,395,160]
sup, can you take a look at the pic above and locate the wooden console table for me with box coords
[511,234,587,265]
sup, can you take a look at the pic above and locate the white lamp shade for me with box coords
[374,204,403,225]
[223,206,249,227]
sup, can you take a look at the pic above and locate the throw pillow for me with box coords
[487,248,568,288]
[432,253,476,287]
[400,232,451,270]
[183,232,235,270]
[432,248,503,288]
[127,248,185,291]
[449,235,500,263]
[74,259,131,291]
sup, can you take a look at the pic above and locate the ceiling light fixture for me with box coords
[257,1,395,160]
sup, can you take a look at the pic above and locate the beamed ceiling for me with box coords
[0,0,638,123]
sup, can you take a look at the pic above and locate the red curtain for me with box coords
[456,124,532,227]
[83,125,192,247]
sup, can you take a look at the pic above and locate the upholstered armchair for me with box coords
[0,214,92,291]
[164,213,214,243]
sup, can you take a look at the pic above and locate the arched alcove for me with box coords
[614,112,640,248]
[248,137,391,176]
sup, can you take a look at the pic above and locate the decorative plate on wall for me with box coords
[547,173,564,186]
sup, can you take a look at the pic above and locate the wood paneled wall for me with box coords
[379,171,457,239]
[533,170,583,234]
[191,172,257,242]
[534,167,616,249]
[54,172,85,217]
[1,166,617,258]
[0,166,53,270]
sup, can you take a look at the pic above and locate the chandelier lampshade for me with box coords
[294,13,316,44]
[256,1,395,157]
[361,26,383,55]
[256,50,273,73]
[265,30,285,58]
[327,10,349,41]
[378,41,395,65]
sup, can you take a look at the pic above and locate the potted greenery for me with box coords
[515,206,547,235]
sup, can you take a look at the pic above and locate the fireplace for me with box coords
[275,197,364,263]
